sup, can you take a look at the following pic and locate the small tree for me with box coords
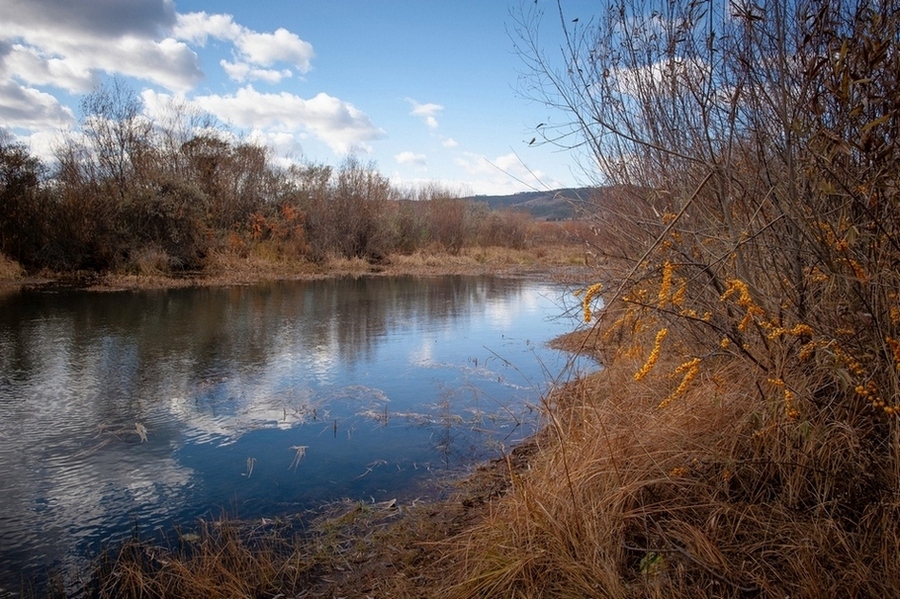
[327,156,393,261]
[80,76,154,198]
[462,0,900,595]
[0,135,47,266]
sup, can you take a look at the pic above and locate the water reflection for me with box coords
[0,276,586,592]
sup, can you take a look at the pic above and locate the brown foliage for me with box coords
[438,0,900,596]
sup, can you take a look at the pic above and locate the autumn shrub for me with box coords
[426,197,472,254]
[385,200,428,255]
[301,156,393,262]
[119,179,210,271]
[475,209,531,249]
[0,137,52,268]
[442,0,900,596]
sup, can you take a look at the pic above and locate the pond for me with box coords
[0,275,588,592]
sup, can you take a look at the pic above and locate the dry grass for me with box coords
[86,243,591,290]
[124,245,177,276]
[81,519,308,599]
[44,330,900,597]
[437,336,900,598]
[384,244,589,277]
[0,252,23,280]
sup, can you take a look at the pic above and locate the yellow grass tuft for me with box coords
[0,252,24,280]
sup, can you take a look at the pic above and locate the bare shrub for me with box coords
[0,135,49,267]
[299,156,393,262]
[444,0,900,595]
[475,209,532,249]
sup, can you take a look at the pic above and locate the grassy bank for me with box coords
[68,330,899,598]
[16,228,900,597]
[0,243,593,290]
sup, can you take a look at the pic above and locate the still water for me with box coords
[0,275,586,590]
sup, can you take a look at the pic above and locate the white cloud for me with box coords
[193,86,384,154]
[0,1,202,94]
[0,0,178,41]
[612,56,711,100]
[237,28,313,71]
[116,37,203,92]
[405,98,443,129]
[395,151,427,167]
[13,128,69,163]
[140,89,306,161]
[172,11,241,45]
[174,12,313,79]
[0,80,75,129]
[442,137,459,148]
[246,129,306,163]
[220,60,291,83]
[2,44,98,93]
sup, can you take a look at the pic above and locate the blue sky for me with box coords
[0,0,595,195]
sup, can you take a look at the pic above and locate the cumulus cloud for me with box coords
[0,0,202,93]
[2,44,98,93]
[246,129,306,166]
[118,37,203,92]
[220,60,291,84]
[442,137,459,148]
[238,28,313,70]
[14,127,69,163]
[0,80,75,129]
[0,0,177,41]
[175,12,314,81]
[193,86,384,153]
[395,151,427,167]
[172,11,241,44]
[405,98,443,129]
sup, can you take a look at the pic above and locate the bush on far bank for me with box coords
[0,96,585,277]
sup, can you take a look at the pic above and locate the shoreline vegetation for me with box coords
[8,250,593,599]
[6,0,900,595]
[0,243,595,292]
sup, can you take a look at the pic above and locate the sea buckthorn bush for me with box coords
[444,1,900,596]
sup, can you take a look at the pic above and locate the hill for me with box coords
[466,187,596,220]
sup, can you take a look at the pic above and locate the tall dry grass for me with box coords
[441,1,900,595]
[80,520,308,599]
[441,343,900,597]
[0,252,23,280]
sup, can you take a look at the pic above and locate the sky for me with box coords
[0,0,596,196]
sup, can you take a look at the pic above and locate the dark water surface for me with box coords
[0,275,587,592]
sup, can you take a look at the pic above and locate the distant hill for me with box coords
[466,187,596,220]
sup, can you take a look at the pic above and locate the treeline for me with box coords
[0,81,560,275]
